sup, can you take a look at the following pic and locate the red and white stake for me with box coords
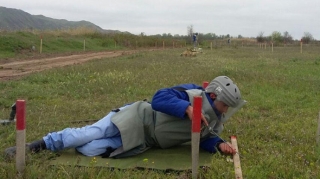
[192,96,202,179]
[16,100,26,174]
[203,81,209,89]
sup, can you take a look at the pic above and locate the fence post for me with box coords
[40,36,43,54]
[83,39,86,51]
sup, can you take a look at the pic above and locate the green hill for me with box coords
[0,6,121,33]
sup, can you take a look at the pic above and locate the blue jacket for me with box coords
[193,35,197,42]
[151,83,224,153]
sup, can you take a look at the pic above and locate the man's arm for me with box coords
[151,84,202,118]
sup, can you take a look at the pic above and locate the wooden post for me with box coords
[83,39,86,51]
[300,41,303,54]
[163,41,164,49]
[40,37,43,54]
[231,136,243,179]
[211,41,213,50]
[272,42,273,53]
[192,96,202,179]
[16,100,26,175]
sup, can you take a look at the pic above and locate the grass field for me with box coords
[0,45,320,178]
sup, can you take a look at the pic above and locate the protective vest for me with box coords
[153,89,223,148]
[109,89,223,158]
[109,101,155,158]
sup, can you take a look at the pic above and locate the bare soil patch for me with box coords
[0,49,152,81]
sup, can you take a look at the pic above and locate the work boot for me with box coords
[27,139,47,153]
[4,139,47,158]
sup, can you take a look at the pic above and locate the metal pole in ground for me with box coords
[0,103,16,125]
[231,136,243,179]
[192,96,202,179]
[16,100,26,175]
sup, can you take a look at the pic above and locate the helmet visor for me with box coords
[220,100,247,123]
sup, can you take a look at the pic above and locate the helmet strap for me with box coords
[209,93,217,100]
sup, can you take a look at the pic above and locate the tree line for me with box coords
[146,25,317,45]
[256,31,314,44]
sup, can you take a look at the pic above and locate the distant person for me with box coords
[193,33,198,48]
[5,76,245,158]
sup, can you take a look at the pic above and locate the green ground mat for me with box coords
[50,144,214,171]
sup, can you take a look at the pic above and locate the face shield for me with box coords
[220,99,247,123]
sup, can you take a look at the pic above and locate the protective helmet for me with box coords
[205,76,241,108]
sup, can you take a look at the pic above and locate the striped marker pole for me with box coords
[16,100,26,174]
[192,96,202,179]
[231,136,243,179]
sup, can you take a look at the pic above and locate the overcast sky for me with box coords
[1,0,319,40]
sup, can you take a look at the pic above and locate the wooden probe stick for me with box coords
[231,136,243,179]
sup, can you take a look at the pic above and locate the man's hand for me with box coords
[185,105,209,126]
[218,142,236,155]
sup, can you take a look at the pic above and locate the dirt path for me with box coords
[0,50,146,81]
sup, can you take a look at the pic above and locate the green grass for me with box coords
[0,31,122,59]
[0,30,186,60]
[1,45,320,178]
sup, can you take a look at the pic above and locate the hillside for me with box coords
[0,6,122,33]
